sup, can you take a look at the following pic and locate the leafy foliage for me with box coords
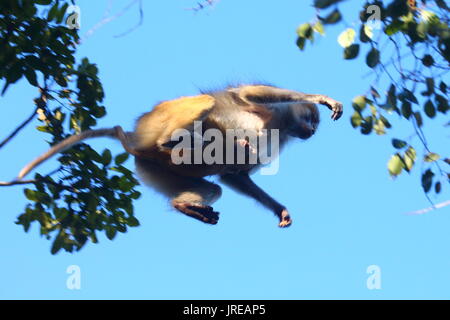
[1,0,141,254]
[298,0,449,196]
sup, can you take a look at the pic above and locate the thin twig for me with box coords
[404,199,450,215]
[0,168,75,191]
[0,106,38,150]
[82,0,141,41]
[114,0,143,38]
[186,0,219,12]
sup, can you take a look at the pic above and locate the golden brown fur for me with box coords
[13,84,343,227]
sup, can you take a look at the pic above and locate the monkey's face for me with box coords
[287,103,320,140]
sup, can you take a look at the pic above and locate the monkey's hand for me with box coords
[322,98,343,121]
[278,209,292,228]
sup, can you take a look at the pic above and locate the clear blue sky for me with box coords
[1,0,449,299]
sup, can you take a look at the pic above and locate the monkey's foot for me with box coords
[173,203,219,225]
[278,209,292,228]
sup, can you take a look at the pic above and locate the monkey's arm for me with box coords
[231,85,343,120]
[220,172,292,227]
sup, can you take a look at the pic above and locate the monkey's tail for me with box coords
[18,127,117,180]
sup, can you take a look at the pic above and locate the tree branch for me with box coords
[0,179,36,187]
[0,106,38,150]
[0,167,76,192]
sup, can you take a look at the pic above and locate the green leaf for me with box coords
[388,154,404,177]
[352,95,367,111]
[47,2,59,21]
[404,147,416,172]
[6,61,24,84]
[127,216,140,227]
[106,225,117,240]
[416,21,428,39]
[387,84,397,109]
[350,111,362,128]
[420,10,438,23]
[101,149,112,166]
[24,68,38,86]
[413,112,423,127]
[115,153,129,165]
[24,189,39,202]
[436,94,449,113]
[439,81,447,94]
[366,48,380,68]
[130,191,142,200]
[343,44,360,59]
[398,89,418,104]
[424,78,435,96]
[118,176,133,192]
[53,207,69,221]
[93,106,106,118]
[436,0,450,10]
[338,28,356,47]
[435,182,442,194]
[401,101,412,119]
[421,54,434,67]
[51,231,65,255]
[392,138,407,149]
[424,100,436,118]
[1,82,11,96]
[36,125,51,133]
[314,0,342,9]
[56,3,69,24]
[379,115,391,128]
[321,9,342,24]
[297,23,313,39]
[360,24,373,42]
[384,20,403,36]
[405,147,416,161]
[313,21,325,35]
[360,116,373,135]
[16,211,32,232]
[374,118,386,135]
[421,169,434,193]
[424,152,440,163]
[296,37,306,50]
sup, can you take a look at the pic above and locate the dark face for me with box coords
[287,103,320,140]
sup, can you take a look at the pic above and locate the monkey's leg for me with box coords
[135,158,222,225]
[220,172,291,228]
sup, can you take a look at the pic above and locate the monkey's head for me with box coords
[286,102,320,139]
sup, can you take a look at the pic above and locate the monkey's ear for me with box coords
[228,85,303,105]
